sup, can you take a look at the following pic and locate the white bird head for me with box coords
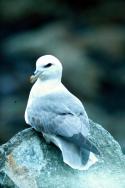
[30,55,63,83]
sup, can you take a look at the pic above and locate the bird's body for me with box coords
[25,55,99,170]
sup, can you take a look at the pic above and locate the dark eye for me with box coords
[44,63,52,68]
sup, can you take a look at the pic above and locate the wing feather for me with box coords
[26,91,90,138]
[25,90,99,155]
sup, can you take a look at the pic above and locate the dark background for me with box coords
[0,0,125,153]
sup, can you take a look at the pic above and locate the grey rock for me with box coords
[0,120,125,188]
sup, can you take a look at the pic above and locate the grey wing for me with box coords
[40,92,89,137]
[26,91,89,136]
[26,92,99,155]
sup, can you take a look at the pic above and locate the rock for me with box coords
[0,120,125,188]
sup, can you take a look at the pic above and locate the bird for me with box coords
[25,55,99,170]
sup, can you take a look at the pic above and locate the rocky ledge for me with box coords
[0,120,125,188]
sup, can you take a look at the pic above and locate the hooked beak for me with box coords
[30,70,41,83]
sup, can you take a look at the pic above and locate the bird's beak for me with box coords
[30,70,40,83]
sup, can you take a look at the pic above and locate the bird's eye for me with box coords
[44,63,52,68]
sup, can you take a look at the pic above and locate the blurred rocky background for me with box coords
[0,0,125,153]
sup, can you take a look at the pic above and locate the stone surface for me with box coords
[0,120,125,188]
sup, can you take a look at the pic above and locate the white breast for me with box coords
[24,79,65,124]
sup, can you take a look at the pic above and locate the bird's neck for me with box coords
[30,78,63,97]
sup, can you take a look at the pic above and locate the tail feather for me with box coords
[43,133,98,170]
[82,138,100,155]
[80,148,90,165]
[64,133,100,155]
